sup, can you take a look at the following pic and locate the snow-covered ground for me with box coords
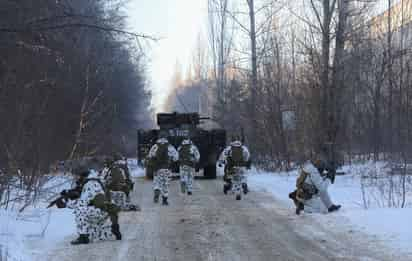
[0,176,75,261]
[2,160,411,260]
[127,159,145,178]
[0,159,145,261]
[248,161,412,257]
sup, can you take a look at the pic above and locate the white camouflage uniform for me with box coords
[66,177,116,242]
[218,141,251,197]
[147,138,179,198]
[178,139,200,194]
[300,162,335,214]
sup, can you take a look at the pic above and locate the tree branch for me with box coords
[0,23,159,41]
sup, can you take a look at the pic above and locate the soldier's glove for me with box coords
[56,198,67,208]
[327,172,336,184]
[66,190,81,200]
[60,190,68,196]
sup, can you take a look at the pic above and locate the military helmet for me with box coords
[181,139,192,145]
[310,154,327,174]
[156,137,169,144]
[230,140,242,147]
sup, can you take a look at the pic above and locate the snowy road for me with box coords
[42,178,405,261]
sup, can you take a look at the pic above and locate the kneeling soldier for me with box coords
[289,157,341,215]
[50,166,121,245]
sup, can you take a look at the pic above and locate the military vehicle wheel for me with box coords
[145,167,154,179]
[203,164,217,179]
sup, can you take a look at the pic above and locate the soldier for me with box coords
[289,156,341,214]
[177,138,200,195]
[102,155,140,212]
[146,137,178,205]
[112,153,135,203]
[218,139,251,200]
[51,166,121,245]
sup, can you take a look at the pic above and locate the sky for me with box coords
[124,0,397,113]
[126,0,208,112]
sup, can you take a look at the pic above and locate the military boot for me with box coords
[296,202,304,215]
[128,204,141,211]
[70,234,90,245]
[328,204,341,213]
[162,196,169,206]
[187,191,192,195]
[223,182,232,195]
[236,194,241,200]
[111,224,122,240]
[180,181,186,193]
[242,183,249,194]
[153,189,160,203]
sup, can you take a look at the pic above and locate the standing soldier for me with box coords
[112,153,135,203]
[218,139,251,200]
[50,166,121,245]
[102,155,140,211]
[146,137,178,205]
[177,138,200,195]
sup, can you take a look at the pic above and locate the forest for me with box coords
[165,0,412,169]
[0,0,152,201]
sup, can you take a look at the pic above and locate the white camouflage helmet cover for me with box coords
[181,139,192,145]
[156,137,169,144]
[230,140,242,147]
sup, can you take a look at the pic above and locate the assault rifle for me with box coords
[326,168,336,184]
[47,186,82,208]
[47,196,66,208]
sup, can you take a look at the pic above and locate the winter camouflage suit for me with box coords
[294,162,340,214]
[218,141,251,200]
[66,172,120,244]
[177,139,200,195]
[147,138,179,205]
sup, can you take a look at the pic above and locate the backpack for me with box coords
[105,166,128,193]
[85,178,112,207]
[179,143,195,167]
[153,142,170,170]
[118,163,134,192]
[296,170,318,200]
[228,145,245,167]
[296,170,308,189]
[86,178,120,222]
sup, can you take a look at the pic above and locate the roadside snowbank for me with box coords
[0,162,146,261]
[127,159,145,178]
[248,162,412,257]
[0,207,75,261]
[0,176,75,261]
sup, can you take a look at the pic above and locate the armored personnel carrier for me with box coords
[137,112,226,179]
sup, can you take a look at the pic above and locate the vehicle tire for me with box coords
[203,164,217,179]
[145,167,154,179]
